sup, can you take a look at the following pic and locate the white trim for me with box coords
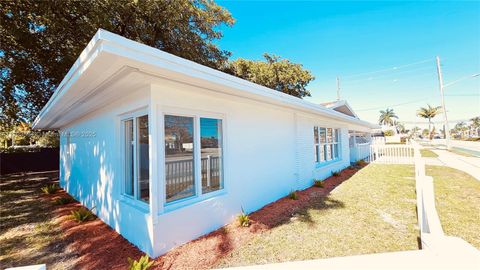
[119,107,150,207]
[161,106,227,211]
[33,29,377,130]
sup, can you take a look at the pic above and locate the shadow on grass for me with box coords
[0,171,77,269]
[248,165,365,230]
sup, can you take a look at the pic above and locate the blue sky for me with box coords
[216,0,480,128]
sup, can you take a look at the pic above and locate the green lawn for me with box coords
[427,166,480,249]
[420,149,438,158]
[218,164,419,267]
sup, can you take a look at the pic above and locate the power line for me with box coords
[342,65,435,84]
[356,98,431,112]
[342,58,433,79]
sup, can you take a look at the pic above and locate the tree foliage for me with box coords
[470,116,480,128]
[225,53,315,98]
[416,104,442,132]
[0,0,235,128]
[378,108,398,126]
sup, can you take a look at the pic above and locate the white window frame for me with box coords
[162,107,226,212]
[314,126,341,164]
[120,108,150,207]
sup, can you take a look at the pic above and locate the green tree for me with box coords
[416,105,442,136]
[470,116,480,128]
[394,121,406,134]
[0,0,235,128]
[378,108,398,126]
[226,53,315,98]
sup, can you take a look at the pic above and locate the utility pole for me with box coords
[336,76,341,101]
[436,56,451,150]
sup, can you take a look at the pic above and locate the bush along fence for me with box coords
[0,147,59,175]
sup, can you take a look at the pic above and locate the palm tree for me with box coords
[416,105,442,136]
[394,121,406,134]
[378,108,398,126]
[470,116,480,128]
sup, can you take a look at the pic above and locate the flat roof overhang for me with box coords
[33,29,378,131]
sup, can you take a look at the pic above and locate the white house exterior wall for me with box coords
[58,78,354,257]
[59,87,155,255]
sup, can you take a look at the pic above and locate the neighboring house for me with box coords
[33,29,376,257]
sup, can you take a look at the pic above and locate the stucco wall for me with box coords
[150,80,351,256]
[59,87,155,255]
[59,80,353,257]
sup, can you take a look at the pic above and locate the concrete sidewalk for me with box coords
[225,246,480,269]
[428,149,480,181]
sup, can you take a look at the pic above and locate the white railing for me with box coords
[350,143,371,162]
[368,144,415,164]
[371,137,386,145]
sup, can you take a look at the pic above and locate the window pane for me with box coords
[335,129,340,143]
[327,144,332,160]
[137,115,149,203]
[319,128,326,143]
[164,115,195,202]
[314,127,319,144]
[320,144,326,162]
[124,119,134,196]
[334,144,339,158]
[327,128,333,143]
[200,118,223,194]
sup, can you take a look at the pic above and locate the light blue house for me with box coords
[33,29,375,257]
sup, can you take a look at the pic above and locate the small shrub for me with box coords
[347,165,355,170]
[384,130,394,136]
[70,207,95,222]
[41,184,57,194]
[128,255,154,270]
[237,207,250,227]
[313,180,324,188]
[332,170,341,177]
[288,190,298,200]
[355,160,367,167]
[55,197,74,205]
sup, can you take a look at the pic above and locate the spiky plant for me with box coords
[70,207,95,222]
[288,190,299,200]
[128,255,154,270]
[55,197,74,205]
[237,207,250,227]
[41,184,57,194]
[313,180,324,188]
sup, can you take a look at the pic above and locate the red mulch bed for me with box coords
[46,165,364,269]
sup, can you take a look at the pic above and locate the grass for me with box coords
[218,164,419,267]
[427,166,480,249]
[0,172,76,269]
[420,149,438,158]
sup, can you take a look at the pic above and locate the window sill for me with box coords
[162,189,227,214]
[120,195,150,213]
[315,158,343,170]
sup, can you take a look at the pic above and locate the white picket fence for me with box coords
[368,144,416,164]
